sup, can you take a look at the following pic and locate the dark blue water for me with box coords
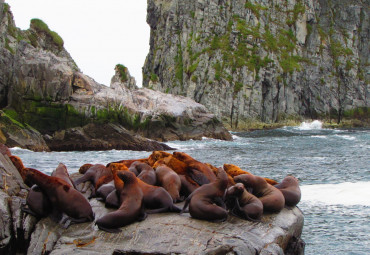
[11,121,370,254]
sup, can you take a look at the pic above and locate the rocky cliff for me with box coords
[0,2,231,151]
[143,0,369,128]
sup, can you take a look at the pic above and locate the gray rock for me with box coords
[143,0,369,127]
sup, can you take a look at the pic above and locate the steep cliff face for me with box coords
[0,2,231,150]
[143,0,369,128]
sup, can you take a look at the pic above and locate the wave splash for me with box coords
[301,181,370,206]
[297,120,323,130]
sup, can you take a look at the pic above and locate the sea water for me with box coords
[10,122,370,255]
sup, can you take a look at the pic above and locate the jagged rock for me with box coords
[143,0,369,127]
[44,122,173,151]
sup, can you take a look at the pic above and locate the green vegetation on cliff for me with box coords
[115,64,128,82]
[30,18,64,49]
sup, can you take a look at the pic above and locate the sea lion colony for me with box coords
[7,149,301,233]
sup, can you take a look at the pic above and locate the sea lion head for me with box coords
[227,183,245,197]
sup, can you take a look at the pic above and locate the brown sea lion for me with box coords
[74,164,113,198]
[132,162,157,185]
[173,152,217,185]
[106,158,148,168]
[95,180,115,202]
[137,178,181,213]
[154,161,182,202]
[225,183,263,221]
[23,184,52,218]
[96,171,146,233]
[179,174,199,197]
[274,176,301,207]
[9,155,26,180]
[181,167,228,222]
[52,163,75,188]
[24,168,94,227]
[224,164,278,185]
[234,174,285,213]
[147,151,172,166]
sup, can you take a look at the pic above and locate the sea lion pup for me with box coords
[96,171,146,233]
[51,163,75,188]
[131,162,157,185]
[234,174,285,213]
[181,167,229,222]
[154,160,182,202]
[74,164,113,198]
[23,168,94,227]
[223,164,278,185]
[274,176,301,207]
[106,158,149,168]
[173,152,217,185]
[95,181,115,202]
[225,183,263,221]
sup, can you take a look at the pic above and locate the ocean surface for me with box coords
[10,121,370,255]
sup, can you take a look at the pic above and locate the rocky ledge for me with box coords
[0,151,304,255]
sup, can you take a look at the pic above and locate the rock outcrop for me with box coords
[143,0,369,128]
[0,2,231,151]
[0,148,305,255]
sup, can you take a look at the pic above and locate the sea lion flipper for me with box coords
[180,196,191,214]
[170,204,182,213]
[21,204,39,218]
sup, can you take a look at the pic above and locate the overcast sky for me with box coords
[9,0,150,87]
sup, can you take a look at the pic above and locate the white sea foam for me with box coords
[301,181,370,206]
[297,120,323,130]
[335,134,356,141]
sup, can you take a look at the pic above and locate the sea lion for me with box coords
[137,178,181,213]
[9,155,26,180]
[132,162,157,185]
[179,174,199,197]
[95,171,146,233]
[147,151,172,166]
[22,184,52,218]
[148,151,188,175]
[225,183,263,221]
[51,163,75,188]
[24,168,94,227]
[274,176,301,207]
[181,167,228,222]
[173,152,217,185]
[154,161,182,202]
[224,164,278,185]
[74,164,113,198]
[79,164,93,174]
[234,174,285,213]
[95,180,115,202]
[106,158,149,168]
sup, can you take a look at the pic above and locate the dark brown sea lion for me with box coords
[224,164,278,185]
[181,168,228,222]
[225,183,263,221]
[154,161,182,202]
[137,178,181,213]
[234,174,285,213]
[95,171,146,233]
[132,162,157,185]
[274,176,301,207]
[74,164,113,198]
[173,152,217,185]
[24,168,94,226]
[23,184,52,218]
[95,180,115,202]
